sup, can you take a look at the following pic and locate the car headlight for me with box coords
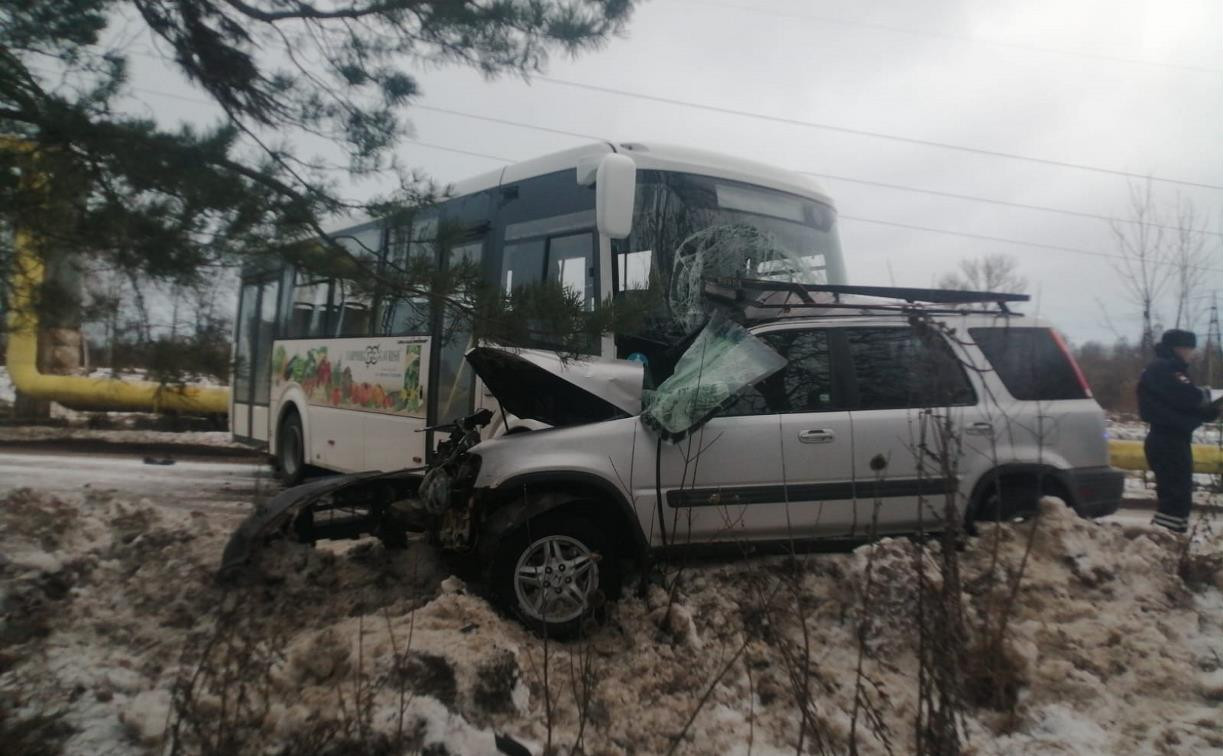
[456,453,482,486]
[419,467,452,515]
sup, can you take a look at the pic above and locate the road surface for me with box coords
[0,448,1209,522]
[0,449,279,515]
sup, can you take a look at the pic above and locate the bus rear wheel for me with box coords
[277,411,307,486]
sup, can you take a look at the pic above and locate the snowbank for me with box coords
[1109,416,1222,447]
[0,367,14,407]
[1,489,1221,754]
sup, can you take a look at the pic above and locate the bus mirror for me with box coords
[596,153,636,240]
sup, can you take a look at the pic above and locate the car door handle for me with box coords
[798,429,836,444]
[966,422,994,436]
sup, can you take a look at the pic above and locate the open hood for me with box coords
[466,347,644,428]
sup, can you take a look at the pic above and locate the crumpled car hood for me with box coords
[465,346,644,428]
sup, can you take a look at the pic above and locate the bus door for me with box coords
[428,233,485,456]
[231,274,280,444]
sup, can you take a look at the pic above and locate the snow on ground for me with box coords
[1122,470,1219,508]
[0,451,275,512]
[0,367,14,407]
[1109,416,1222,447]
[2,486,1222,755]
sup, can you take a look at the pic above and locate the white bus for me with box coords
[229,141,847,481]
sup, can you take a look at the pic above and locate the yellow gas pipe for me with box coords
[1108,439,1222,476]
[3,137,230,414]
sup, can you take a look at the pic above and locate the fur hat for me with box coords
[1160,329,1197,349]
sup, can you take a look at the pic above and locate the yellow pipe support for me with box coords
[4,139,230,414]
[1109,439,1223,475]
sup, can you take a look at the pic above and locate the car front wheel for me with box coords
[491,512,619,638]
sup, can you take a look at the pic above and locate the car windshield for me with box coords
[615,170,845,339]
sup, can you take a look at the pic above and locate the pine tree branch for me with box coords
[220,0,409,23]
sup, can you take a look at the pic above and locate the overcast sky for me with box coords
[116,0,1222,345]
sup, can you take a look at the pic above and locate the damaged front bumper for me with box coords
[218,456,485,579]
[218,468,425,579]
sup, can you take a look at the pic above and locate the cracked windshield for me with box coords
[617,170,845,338]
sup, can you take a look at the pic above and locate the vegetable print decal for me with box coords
[271,337,428,418]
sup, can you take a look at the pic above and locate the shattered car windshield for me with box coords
[642,313,787,440]
[614,171,845,339]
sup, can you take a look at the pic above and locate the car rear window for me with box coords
[845,327,976,410]
[969,327,1089,400]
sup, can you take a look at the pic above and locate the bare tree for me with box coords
[1168,197,1213,332]
[1110,181,1172,352]
[937,254,1027,294]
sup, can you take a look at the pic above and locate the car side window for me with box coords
[722,329,839,416]
[846,327,975,410]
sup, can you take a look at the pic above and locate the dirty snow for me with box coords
[0,451,274,511]
[1121,470,1220,509]
[0,366,14,407]
[1,487,1221,755]
[1109,416,1223,447]
[0,425,240,449]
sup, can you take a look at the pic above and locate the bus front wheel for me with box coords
[277,411,307,485]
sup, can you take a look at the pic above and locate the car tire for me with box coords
[491,510,620,638]
[973,477,1055,524]
[277,410,307,486]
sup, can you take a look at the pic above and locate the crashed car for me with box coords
[224,281,1124,637]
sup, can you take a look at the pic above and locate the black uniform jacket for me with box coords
[1137,345,1219,436]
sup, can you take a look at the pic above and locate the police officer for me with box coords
[1137,329,1220,533]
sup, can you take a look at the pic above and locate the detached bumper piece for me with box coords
[218,468,426,580]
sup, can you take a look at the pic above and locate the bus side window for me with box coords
[611,177,667,294]
[617,249,653,291]
[378,211,437,337]
[502,239,545,293]
[288,273,331,338]
[545,232,595,305]
[334,279,372,337]
[331,224,381,338]
[379,299,428,336]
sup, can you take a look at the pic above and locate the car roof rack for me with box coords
[702,277,1030,318]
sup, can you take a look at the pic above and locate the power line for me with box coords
[806,171,1223,238]
[535,76,1223,191]
[401,104,1223,236]
[682,0,1222,75]
[108,83,527,164]
[116,47,1223,191]
[413,105,604,142]
[34,77,1223,272]
[403,138,512,163]
[839,215,1223,274]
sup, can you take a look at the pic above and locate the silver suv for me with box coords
[460,282,1123,635]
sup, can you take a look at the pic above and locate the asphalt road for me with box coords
[0,449,279,515]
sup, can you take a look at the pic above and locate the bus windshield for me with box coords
[616,170,845,338]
